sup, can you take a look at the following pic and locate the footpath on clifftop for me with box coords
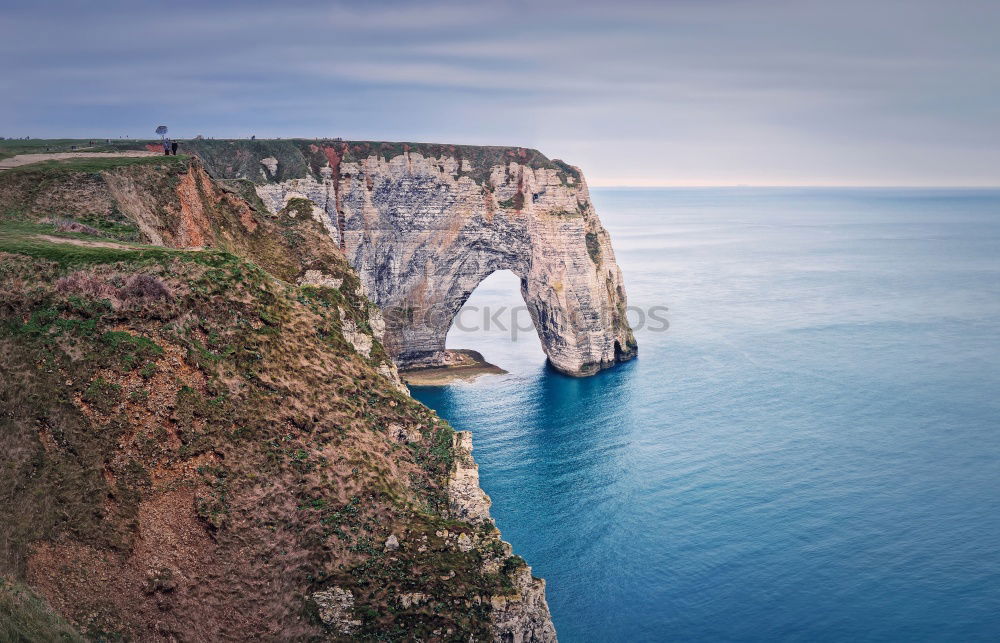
[0,151,158,171]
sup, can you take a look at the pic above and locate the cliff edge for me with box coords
[0,153,555,640]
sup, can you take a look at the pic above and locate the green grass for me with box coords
[5,155,188,174]
[0,220,251,269]
[76,212,144,242]
[0,577,83,642]
[585,231,602,264]
[0,221,172,265]
[498,192,525,210]
[181,138,582,187]
[0,138,153,161]
[217,178,270,213]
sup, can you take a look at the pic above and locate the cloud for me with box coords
[2,0,998,185]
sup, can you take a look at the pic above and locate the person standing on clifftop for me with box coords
[162,138,171,156]
[171,141,178,155]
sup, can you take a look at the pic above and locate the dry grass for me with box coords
[0,153,530,640]
[55,270,171,308]
[42,217,102,236]
[0,245,519,641]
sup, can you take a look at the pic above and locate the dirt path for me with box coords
[0,151,157,171]
[33,234,139,249]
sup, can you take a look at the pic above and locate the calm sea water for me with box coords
[411,188,1000,642]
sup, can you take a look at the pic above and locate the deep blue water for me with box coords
[411,188,1000,642]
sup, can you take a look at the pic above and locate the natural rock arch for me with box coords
[336,153,636,376]
[193,140,637,376]
[444,269,540,351]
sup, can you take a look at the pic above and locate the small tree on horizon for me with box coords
[155,125,168,141]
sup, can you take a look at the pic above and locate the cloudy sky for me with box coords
[3,0,998,186]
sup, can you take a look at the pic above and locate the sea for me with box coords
[410,188,1000,642]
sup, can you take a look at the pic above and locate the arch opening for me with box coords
[444,269,545,375]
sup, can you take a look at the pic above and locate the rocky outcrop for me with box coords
[449,431,556,642]
[310,587,361,636]
[448,431,494,524]
[491,568,557,643]
[188,140,637,376]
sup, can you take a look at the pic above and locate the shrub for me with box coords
[119,273,170,301]
[55,271,117,300]
[43,217,102,236]
[55,271,170,304]
[585,231,602,265]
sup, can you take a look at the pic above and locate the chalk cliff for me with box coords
[186,140,638,376]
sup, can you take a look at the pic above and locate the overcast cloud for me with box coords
[2,0,998,185]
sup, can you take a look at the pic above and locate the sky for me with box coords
[2,0,998,186]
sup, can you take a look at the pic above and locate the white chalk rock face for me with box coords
[198,140,637,376]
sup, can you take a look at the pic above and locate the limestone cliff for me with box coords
[185,140,638,376]
[449,432,555,642]
[0,154,555,641]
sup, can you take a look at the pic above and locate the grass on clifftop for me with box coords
[0,220,266,278]
[5,155,188,175]
[0,220,191,266]
[0,138,153,161]
[181,138,583,186]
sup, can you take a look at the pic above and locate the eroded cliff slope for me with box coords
[0,155,555,641]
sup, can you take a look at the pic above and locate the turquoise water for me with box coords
[411,188,1000,642]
